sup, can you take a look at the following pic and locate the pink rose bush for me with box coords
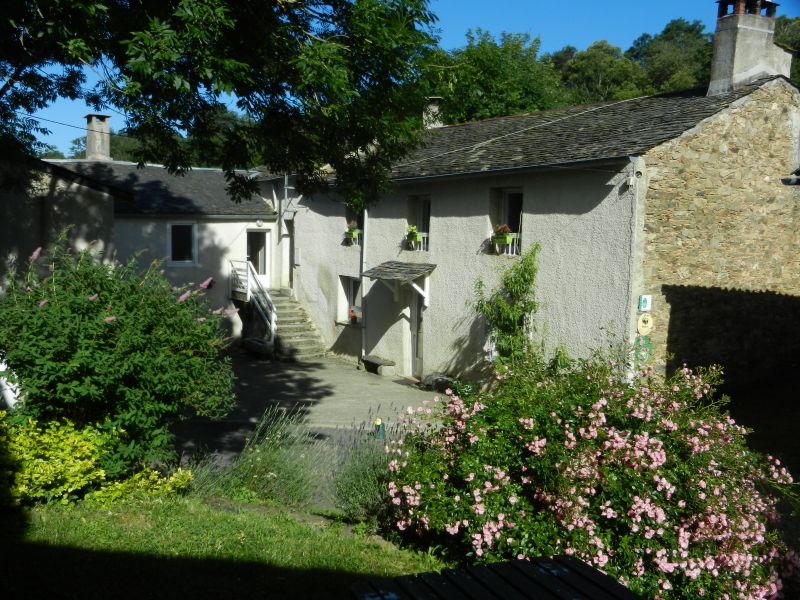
[388,354,798,599]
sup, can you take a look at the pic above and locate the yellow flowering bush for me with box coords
[1,412,113,505]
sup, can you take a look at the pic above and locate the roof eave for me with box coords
[390,156,632,184]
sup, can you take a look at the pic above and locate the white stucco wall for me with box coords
[294,162,640,379]
[114,217,280,336]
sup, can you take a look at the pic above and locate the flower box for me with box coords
[345,228,360,241]
[407,231,423,243]
[492,233,514,245]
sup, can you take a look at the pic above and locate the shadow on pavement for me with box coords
[174,347,335,461]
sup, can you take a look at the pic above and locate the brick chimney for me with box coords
[85,114,112,160]
[708,1,793,95]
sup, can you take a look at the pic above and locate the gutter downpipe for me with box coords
[360,206,368,360]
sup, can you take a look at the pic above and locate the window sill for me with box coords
[335,320,362,327]
[166,261,198,268]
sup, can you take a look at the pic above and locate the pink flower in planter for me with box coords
[30,247,42,262]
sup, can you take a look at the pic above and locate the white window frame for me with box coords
[407,195,431,252]
[167,222,198,266]
[337,275,362,324]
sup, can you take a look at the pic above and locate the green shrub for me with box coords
[2,412,114,505]
[474,244,539,363]
[190,407,328,507]
[0,239,235,474]
[388,352,799,599]
[84,467,193,507]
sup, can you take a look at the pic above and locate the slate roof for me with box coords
[391,78,783,181]
[363,261,436,283]
[45,160,275,217]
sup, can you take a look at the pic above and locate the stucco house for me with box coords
[1,115,289,339]
[286,0,799,390]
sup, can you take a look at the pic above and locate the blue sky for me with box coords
[35,0,800,154]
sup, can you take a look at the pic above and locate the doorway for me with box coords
[247,230,270,287]
[410,291,424,379]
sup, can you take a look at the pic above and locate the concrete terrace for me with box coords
[175,348,436,463]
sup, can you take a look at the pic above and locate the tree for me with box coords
[35,144,64,159]
[775,15,800,88]
[1,0,437,208]
[564,41,651,103]
[626,19,712,93]
[424,30,567,124]
[542,45,577,79]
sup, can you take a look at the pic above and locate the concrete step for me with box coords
[259,290,328,361]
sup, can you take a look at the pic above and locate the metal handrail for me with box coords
[229,260,277,344]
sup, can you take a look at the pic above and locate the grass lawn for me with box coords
[0,497,444,599]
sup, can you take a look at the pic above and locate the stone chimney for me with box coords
[423,97,444,129]
[85,114,112,160]
[708,0,793,96]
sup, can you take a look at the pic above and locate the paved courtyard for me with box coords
[175,347,436,462]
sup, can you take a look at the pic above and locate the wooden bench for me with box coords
[352,556,643,600]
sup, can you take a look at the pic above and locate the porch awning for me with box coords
[363,261,436,283]
[362,261,436,307]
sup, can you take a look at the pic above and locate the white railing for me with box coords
[229,260,277,345]
[406,232,430,252]
[492,233,521,256]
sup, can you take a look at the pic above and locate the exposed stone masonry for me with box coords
[640,79,800,375]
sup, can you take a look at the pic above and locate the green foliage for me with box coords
[388,353,799,598]
[84,467,193,507]
[36,144,65,159]
[425,30,566,124]
[474,244,539,363]
[1,412,113,505]
[0,239,235,474]
[334,438,391,528]
[775,16,800,88]
[626,19,712,94]
[564,41,652,103]
[2,0,438,207]
[190,407,328,507]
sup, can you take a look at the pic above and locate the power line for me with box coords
[17,111,135,139]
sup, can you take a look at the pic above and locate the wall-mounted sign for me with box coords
[633,335,654,366]
[637,313,654,335]
[638,295,652,312]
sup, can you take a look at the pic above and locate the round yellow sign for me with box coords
[637,313,654,335]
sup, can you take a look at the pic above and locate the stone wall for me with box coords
[1,170,114,292]
[639,78,800,386]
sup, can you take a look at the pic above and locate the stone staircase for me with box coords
[269,289,328,361]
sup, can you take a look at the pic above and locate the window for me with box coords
[344,206,364,246]
[338,275,362,324]
[168,223,197,265]
[407,195,431,251]
[491,189,523,256]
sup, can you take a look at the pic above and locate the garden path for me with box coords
[174,347,435,463]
